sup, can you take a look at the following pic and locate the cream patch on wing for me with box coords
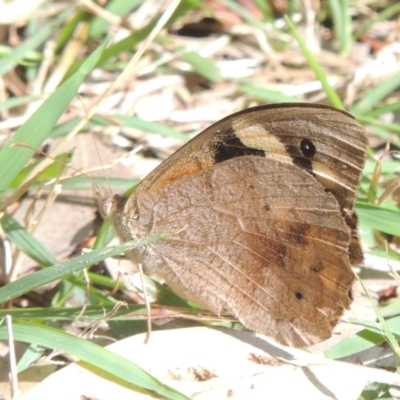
[311,160,351,193]
[232,120,346,193]
[232,122,292,161]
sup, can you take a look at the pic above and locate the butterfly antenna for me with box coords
[78,94,113,196]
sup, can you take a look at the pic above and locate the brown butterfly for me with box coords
[96,103,367,347]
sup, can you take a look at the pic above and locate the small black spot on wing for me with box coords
[295,291,304,300]
[311,262,324,273]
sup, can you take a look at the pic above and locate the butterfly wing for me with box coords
[134,104,367,264]
[130,156,354,347]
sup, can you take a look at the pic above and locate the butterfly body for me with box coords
[97,103,367,347]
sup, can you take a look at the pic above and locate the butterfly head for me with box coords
[93,181,124,222]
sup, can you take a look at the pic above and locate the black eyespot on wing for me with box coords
[300,138,316,157]
[283,139,315,175]
[214,129,265,163]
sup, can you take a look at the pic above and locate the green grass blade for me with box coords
[253,0,274,20]
[363,160,400,176]
[351,70,400,115]
[225,0,271,27]
[114,115,189,141]
[0,301,186,321]
[356,115,400,137]
[49,115,111,137]
[58,274,119,306]
[324,328,385,359]
[180,51,222,82]
[354,3,400,41]
[325,313,400,359]
[366,100,400,118]
[9,150,73,189]
[89,0,142,38]
[238,84,303,103]
[356,203,400,236]
[0,11,68,76]
[357,276,400,357]
[50,176,138,193]
[327,0,352,56]
[67,18,157,78]
[0,305,140,320]
[285,16,344,109]
[17,344,46,373]
[0,237,165,304]
[1,213,58,267]
[0,322,189,400]
[381,301,400,319]
[0,40,108,196]
[0,95,45,111]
